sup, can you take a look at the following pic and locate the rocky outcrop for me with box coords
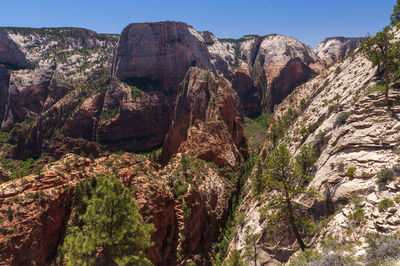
[228,29,400,264]
[206,33,325,113]
[315,36,368,66]
[0,28,117,158]
[0,23,327,159]
[115,22,212,94]
[161,67,247,166]
[0,65,10,124]
[98,22,214,152]
[0,153,176,265]
[0,29,29,69]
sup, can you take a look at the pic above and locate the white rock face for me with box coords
[229,28,400,264]
[315,37,367,66]
[0,28,118,130]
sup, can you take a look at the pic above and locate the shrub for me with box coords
[6,206,13,221]
[346,167,356,178]
[365,233,400,266]
[100,108,118,121]
[335,112,351,127]
[130,86,143,99]
[300,98,307,111]
[376,168,395,190]
[366,82,385,95]
[0,132,10,143]
[289,249,323,266]
[337,162,345,173]
[378,198,395,212]
[348,208,365,226]
[323,79,329,88]
[334,66,342,76]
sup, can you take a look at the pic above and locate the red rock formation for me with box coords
[161,67,247,167]
[0,154,176,265]
[115,22,212,94]
[64,93,105,141]
[269,58,315,107]
[99,22,213,152]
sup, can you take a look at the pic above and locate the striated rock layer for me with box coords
[227,29,400,264]
[0,23,328,159]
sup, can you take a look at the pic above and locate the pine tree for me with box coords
[261,144,316,252]
[223,249,245,266]
[252,159,265,197]
[243,232,260,266]
[362,26,400,105]
[63,174,154,265]
[391,0,400,27]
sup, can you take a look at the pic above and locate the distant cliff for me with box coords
[315,36,368,65]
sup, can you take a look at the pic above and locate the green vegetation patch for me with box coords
[244,112,273,154]
[100,108,118,122]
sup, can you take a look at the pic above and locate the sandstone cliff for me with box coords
[227,29,400,265]
[315,36,368,66]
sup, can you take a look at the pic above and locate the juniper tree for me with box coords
[243,231,260,266]
[63,174,154,265]
[261,144,316,251]
[362,26,400,105]
[391,0,400,27]
[223,249,245,266]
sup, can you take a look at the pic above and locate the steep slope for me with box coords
[227,30,400,264]
[98,22,213,152]
[205,33,324,114]
[315,36,368,66]
[0,27,118,159]
[0,67,248,265]
[0,22,335,265]
[0,23,326,161]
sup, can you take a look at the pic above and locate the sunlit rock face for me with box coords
[315,36,367,66]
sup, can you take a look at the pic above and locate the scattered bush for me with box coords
[378,198,395,212]
[335,112,351,127]
[376,168,395,190]
[288,249,323,266]
[337,162,345,173]
[334,66,342,76]
[365,233,400,266]
[346,167,356,178]
[6,206,13,221]
[130,86,143,99]
[100,108,118,121]
[348,208,365,226]
[0,132,10,143]
[366,82,385,95]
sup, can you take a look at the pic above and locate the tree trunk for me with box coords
[384,39,390,106]
[254,244,257,266]
[285,195,307,251]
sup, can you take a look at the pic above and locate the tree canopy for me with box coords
[362,26,400,104]
[261,144,316,251]
[63,174,154,266]
[391,0,400,27]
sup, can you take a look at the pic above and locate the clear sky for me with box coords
[0,0,396,48]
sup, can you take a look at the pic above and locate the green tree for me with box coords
[261,144,316,251]
[391,0,400,27]
[295,144,316,179]
[243,231,260,266]
[223,249,245,266]
[362,26,400,105]
[252,159,265,197]
[63,174,154,265]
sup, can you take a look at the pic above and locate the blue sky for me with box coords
[0,0,396,48]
